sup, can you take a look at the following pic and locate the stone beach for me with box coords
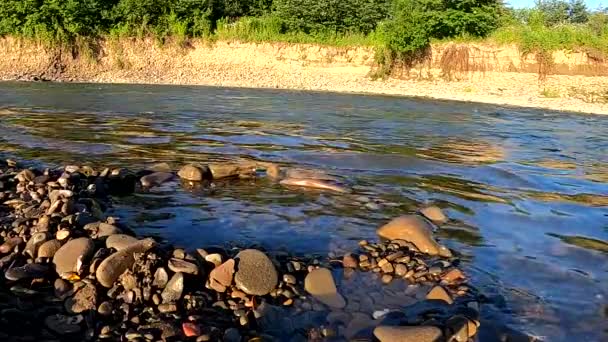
[0,158,503,341]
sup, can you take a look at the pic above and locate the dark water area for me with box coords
[0,82,607,341]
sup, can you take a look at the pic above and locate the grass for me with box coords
[540,87,561,98]
[214,16,381,47]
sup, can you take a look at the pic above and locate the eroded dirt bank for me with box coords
[1,37,607,114]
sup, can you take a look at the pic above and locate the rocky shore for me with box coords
[0,158,483,341]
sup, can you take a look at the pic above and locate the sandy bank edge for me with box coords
[1,38,607,115]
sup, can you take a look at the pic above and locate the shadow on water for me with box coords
[0,81,607,341]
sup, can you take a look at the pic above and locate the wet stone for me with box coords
[343,254,358,268]
[153,267,169,288]
[376,215,450,256]
[426,285,453,304]
[395,264,408,277]
[420,206,448,224]
[178,164,211,182]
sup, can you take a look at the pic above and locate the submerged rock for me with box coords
[426,285,453,304]
[280,178,350,193]
[420,206,448,224]
[376,215,450,256]
[234,249,278,296]
[304,268,346,309]
[140,172,174,187]
[178,164,211,181]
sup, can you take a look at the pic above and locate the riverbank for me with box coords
[0,159,494,341]
[1,37,608,114]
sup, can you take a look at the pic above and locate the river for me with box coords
[0,82,607,341]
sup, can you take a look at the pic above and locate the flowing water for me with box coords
[0,82,607,341]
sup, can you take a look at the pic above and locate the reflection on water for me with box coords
[0,82,607,341]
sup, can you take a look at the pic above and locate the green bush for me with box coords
[274,0,390,35]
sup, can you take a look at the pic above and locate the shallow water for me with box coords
[0,82,607,341]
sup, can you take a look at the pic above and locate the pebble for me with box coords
[153,267,169,288]
[204,253,222,267]
[304,267,346,309]
[234,249,278,296]
[105,234,138,251]
[209,259,235,292]
[158,303,177,313]
[381,274,393,284]
[98,301,113,316]
[56,229,70,240]
[443,268,466,283]
[168,258,199,275]
[0,236,23,254]
[343,253,358,268]
[96,238,156,287]
[283,274,296,284]
[394,264,408,277]
[24,232,48,258]
[182,322,202,337]
[53,237,95,276]
[37,239,62,258]
[426,285,453,304]
[373,326,443,342]
[161,272,184,303]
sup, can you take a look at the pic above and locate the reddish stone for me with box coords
[208,259,235,292]
[182,322,201,337]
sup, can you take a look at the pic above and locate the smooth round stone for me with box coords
[234,249,278,296]
[53,238,95,276]
[106,234,138,251]
[381,274,393,284]
[168,258,199,275]
[65,283,97,314]
[161,272,184,303]
[376,216,448,256]
[373,326,443,342]
[304,268,346,309]
[38,239,62,258]
[426,285,453,304]
[178,164,210,182]
[420,206,448,224]
[96,238,156,287]
[24,232,48,258]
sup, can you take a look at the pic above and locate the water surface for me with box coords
[0,82,607,341]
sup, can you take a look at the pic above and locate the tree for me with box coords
[568,0,589,23]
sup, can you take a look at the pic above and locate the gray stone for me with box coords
[304,268,346,309]
[161,272,184,303]
[106,234,138,251]
[5,263,48,281]
[96,238,156,287]
[234,249,278,296]
[53,238,95,276]
[45,314,83,335]
[373,326,443,342]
